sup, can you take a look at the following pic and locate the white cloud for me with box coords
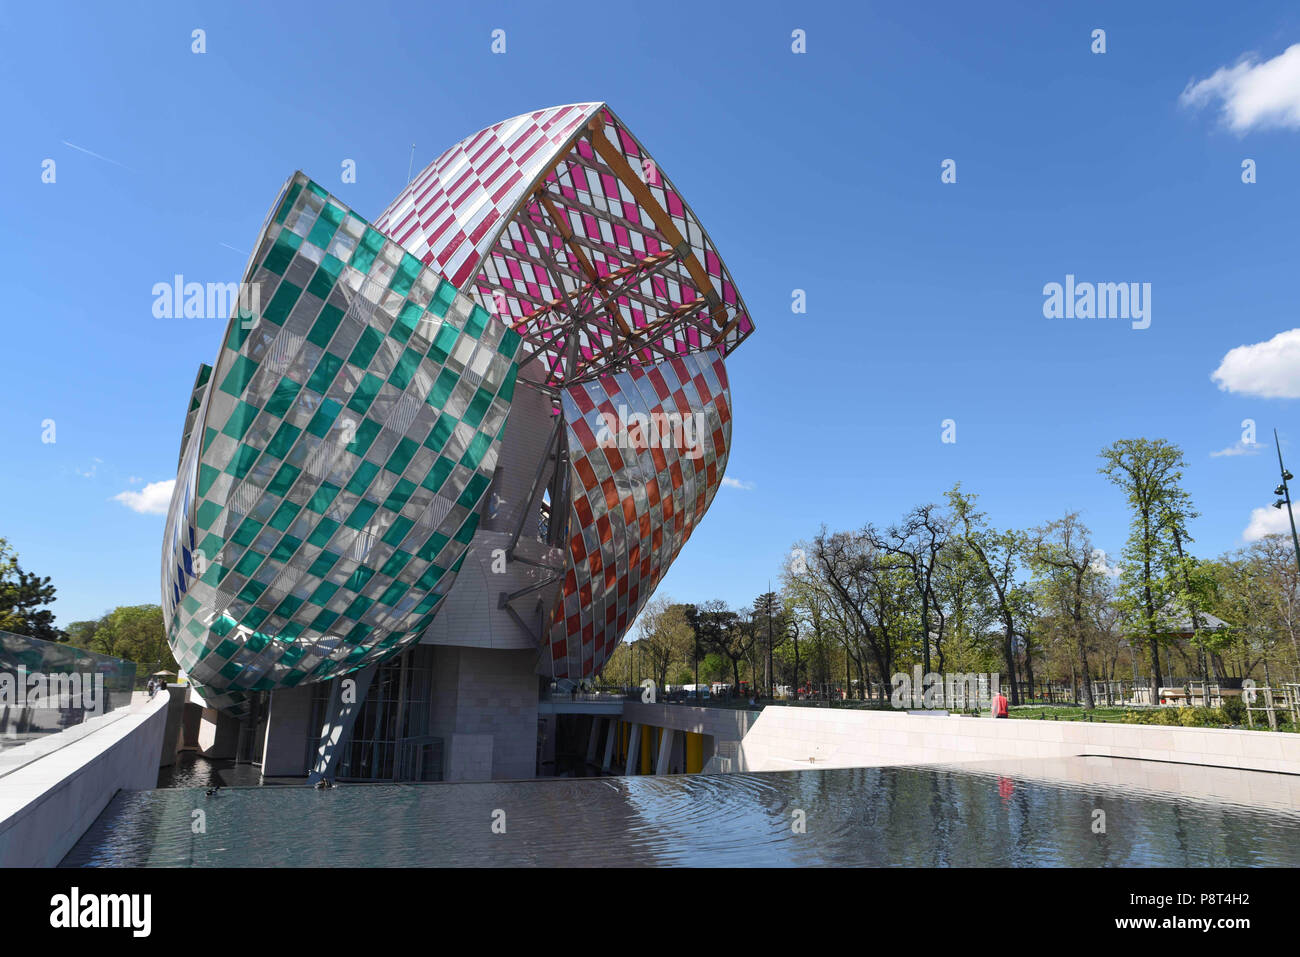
[1210,440,1262,457]
[721,477,754,490]
[113,479,174,515]
[1244,504,1293,541]
[1181,43,1300,133]
[1211,328,1300,398]
[1089,548,1120,578]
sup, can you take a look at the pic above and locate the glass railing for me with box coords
[0,630,138,753]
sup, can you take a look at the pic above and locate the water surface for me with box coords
[64,762,1300,867]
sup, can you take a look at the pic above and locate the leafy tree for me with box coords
[0,537,64,642]
[1098,438,1192,701]
[947,485,1030,703]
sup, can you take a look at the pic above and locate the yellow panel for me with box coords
[685,732,703,774]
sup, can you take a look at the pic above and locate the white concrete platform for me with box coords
[0,690,169,867]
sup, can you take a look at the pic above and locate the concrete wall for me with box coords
[0,690,169,868]
[260,683,315,776]
[157,685,188,768]
[737,706,1300,775]
[427,646,538,780]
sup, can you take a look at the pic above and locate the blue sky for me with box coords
[3,0,1300,627]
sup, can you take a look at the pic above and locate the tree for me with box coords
[0,538,64,642]
[1031,512,1105,709]
[634,598,695,691]
[87,605,175,673]
[1098,438,1192,702]
[947,485,1029,704]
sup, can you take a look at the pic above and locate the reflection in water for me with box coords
[64,764,1300,867]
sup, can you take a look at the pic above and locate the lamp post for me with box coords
[1271,429,1300,577]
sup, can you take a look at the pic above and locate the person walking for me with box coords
[991,686,1009,719]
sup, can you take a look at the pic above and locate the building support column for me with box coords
[586,717,602,765]
[655,727,676,775]
[624,722,641,776]
[307,664,377,785]
[602,717,617,770]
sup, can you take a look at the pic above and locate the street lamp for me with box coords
[1271,429,1300,578]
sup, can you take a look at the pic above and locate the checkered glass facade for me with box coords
[163,173,522,712]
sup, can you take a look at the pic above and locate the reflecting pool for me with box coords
[63,760,1300,867]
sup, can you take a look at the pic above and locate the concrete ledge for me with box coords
[0,690,169,867]
[737,706,1300,777]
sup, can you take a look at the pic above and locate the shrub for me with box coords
[1220,697,1245,724]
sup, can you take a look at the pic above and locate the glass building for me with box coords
[162,103,753,780]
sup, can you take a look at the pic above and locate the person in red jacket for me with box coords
[991,688,1009,719]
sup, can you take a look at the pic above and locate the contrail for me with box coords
[61,140,136,172]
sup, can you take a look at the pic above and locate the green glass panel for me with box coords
[270,535,302,563]
[344,500,378,530]
[346,373,382,415]
[383,478,416,513]
[267,463,302,497]
[306,303,344,349]
[274,182,303,224]
[346,418,381,456]
[430,279,457,317]
[428,324,457,364]
[499,327,521,356]
[457,472,490,510]
[265,421,302,460]
[423,413,455,452]
[265,376,302,418]
[268,500,302,531]
[379,549,412,578]
[310,609,340,631]
[381,515,414,546]
[460,432,491,470]
[390,253,421,297]
[264,231,301,275]
[305,397,342,438]
[428,368,459,408]
[219,355,258,398]
[234,549,264,577]
[305,482,341,514]
[306,517,340,548]
[344,460,380,496]
[462,387,492,428]
[196,501,223,529]
[465,304,488,339]
[345,566,375,592]
[387,347,421,390]
[197,464,220,497]
[220,400,259,441]
[384,437,417,475]
[378,581,410,606]
[305,351,343,394]
[498,364,517,403]
[225,443,260,479]
[231,518,263,547]
[420,456,453,493]
[392,302,421,343]
[344,594,375,620]
[263,280,302,326]
[348,326,383,369]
